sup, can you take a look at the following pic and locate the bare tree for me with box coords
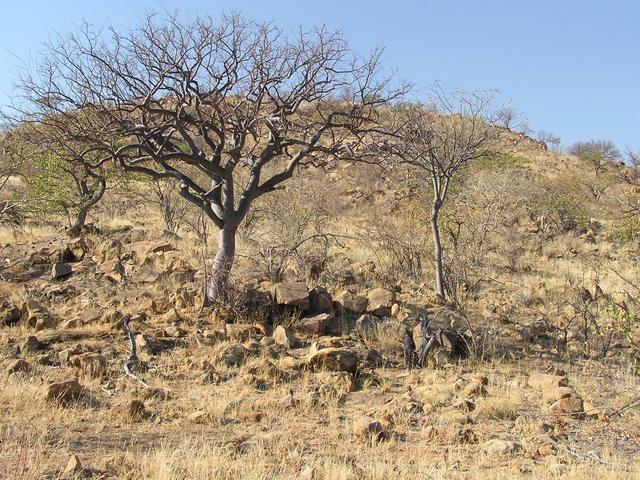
[535,130,562,153]
[8,13,407,304]
[391,87,512,303]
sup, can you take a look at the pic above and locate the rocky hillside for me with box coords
[0,142,639,479]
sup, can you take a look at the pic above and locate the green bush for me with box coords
[608,216,640,243]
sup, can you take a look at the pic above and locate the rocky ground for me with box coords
[0,226,639,479]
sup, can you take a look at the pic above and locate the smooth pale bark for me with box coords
[431,202,446,303]
[205,228,237,305]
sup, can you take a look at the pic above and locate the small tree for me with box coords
[392,88,512,303]
[570,139,621,176]
[535,130,562,153]
[10,13,406,304]
[5,124,108,234]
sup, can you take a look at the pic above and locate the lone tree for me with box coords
[10,13,406,304]
[569,139,621,176]
[392,88,512,303]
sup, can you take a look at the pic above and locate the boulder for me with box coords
[483,439,522,456]
[0,300,21,325]
[274,282,309,310]
[46,378,84,404]
[353,417,385,440]
[51,262,72,280]
[355,314,378,337]
[295,313,334,336]
[335,290,367,314]
[306,347,358,374]
[309,287,333,313]
[218,343,247,367]
[273,326,299,349]
[5,359,31,376]
[98,259,125,283]
[22,300,55,330]
[366,288,395,317]
[550,396,584,417]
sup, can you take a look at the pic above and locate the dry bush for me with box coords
[145,179,191,235]
[439,172,513,304]
[527,173,592,235]
[357,202,429,284]
[240,179,340,283]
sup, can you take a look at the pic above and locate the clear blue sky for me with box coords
[1,0,638,151]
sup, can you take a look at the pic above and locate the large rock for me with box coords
[5,359,31,376]
[309,287,333,313]
[355,314,378,337]
[274,282,309,310]
[366,288,395,317]
[306,347,358,374]
[218,343,247,367]
[98,259,125,283]
[51,262,72,280]
[21,300,55,330]
[334,290,367,314]
[483,439,522,456]
[353,417,385,440]
[46,378,84,404]
[295,313,334,336]
[550,396,584,417]
[0,300,21,326]
[273,325,299,349]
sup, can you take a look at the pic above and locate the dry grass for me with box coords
[1,148,639,479]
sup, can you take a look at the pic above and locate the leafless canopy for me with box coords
[393,87,512,198]
[388,87,514,302]
[10,13,407,231]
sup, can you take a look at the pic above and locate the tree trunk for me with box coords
[72,206,90,232]
[431,204,446,303]
[205,228,237,306]
[69,180,106,236]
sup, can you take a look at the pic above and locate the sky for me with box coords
[0,0,638,152]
